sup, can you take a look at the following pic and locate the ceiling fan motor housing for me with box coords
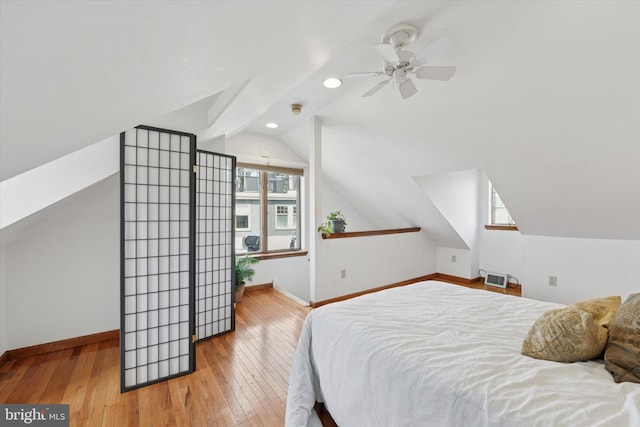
[383,23,418,50]
[389,30,411,49]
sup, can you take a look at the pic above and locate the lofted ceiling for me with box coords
[1,1,639,242]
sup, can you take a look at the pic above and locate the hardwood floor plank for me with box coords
[0,288,311,426]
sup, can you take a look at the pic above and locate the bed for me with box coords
[285,281,640,426]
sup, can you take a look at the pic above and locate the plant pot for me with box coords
[329,220,345,233]
[235,283,246,302]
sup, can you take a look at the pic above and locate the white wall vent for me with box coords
[485,272,509,288]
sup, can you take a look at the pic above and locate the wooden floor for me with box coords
[0,288,312,426]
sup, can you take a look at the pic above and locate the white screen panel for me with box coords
[195,150,235,342]
[121,126,195,392]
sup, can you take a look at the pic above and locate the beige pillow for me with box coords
[604,293,640,383]
[569,295,621,328]
[522,307,608,362]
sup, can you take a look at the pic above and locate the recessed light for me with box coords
[323,77,343,89]
[265,122,278,129]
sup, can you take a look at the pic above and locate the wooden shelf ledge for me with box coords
[321,227,421,239]
[484,224,519,231]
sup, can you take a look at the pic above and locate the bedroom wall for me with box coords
[248,255,310,303]
[313,229,437,303]
[321,180,376,232]
[3,175,119,349]
[0,247,7,356]
[0,135,119,229]
[416,169,482,280]
[479,230,523,282]
[436,247,474,278]
[522,235,640,305]
[217,132,307,170]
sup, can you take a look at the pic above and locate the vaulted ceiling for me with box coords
[1,1,639,243]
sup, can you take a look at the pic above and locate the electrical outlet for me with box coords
[548,275,557,287]
[341,269,346,279]
[451,255,457,263]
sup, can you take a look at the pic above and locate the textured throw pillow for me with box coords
[604,293,640,383]
[522,307,609,362]
[569,295,621,328]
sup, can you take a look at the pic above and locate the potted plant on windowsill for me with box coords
[317,210,347,238]
[235,255,259,302]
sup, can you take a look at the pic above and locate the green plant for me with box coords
[317,210,347,238]
[236,255,259,287]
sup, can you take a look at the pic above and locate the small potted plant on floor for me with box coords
[317,210,347,238]
[235,255,259,302]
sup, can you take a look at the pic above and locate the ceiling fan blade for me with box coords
[415,65,456,81]
[362,79,390,97]
[373,43,400,63]
[346,71,385,78]
[413,36,453,65]
[398,78,417,99]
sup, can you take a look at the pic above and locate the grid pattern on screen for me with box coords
[195,150,235,342]
[120,126,195,391]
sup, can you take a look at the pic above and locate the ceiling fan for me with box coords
[347,24,456,99]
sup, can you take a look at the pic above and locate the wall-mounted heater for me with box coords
[485,272,509,288]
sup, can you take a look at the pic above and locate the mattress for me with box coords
[285,281,640,426]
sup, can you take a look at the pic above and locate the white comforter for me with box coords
[286,281,640,427]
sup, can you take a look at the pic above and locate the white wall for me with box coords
[416,169,483,279]
[522,235,640,305]
[478,230,523,282]
[436,247,474,278]
[216,132,307,170]
[313,230,437,303]
[472,173,640,305]
[3,175,119,349]
[414,169,480,249]
[321,179,375,232]
[0,135,119,229]
[247,255,310,303]
[0,247,7,355]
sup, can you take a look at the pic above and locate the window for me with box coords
[235,205,251,231]
[235,163,302,254]
[275,205,296,229]
[490,184,515,225]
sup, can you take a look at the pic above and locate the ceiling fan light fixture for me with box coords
[323,77,343,88]
[394,69,408,85]
[265,122,278,129]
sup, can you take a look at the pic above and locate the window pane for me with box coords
[491,186,515,225]
[276,206,289,228]
[236,168,261,253]
[236,215,249,229]
[268,174,299,251]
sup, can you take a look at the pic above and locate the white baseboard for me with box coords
[273,286,309,307]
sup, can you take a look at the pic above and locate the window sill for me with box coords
[321,227,421,239]
[484,224,519,231]
[249,251,308,261]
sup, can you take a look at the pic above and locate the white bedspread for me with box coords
[286,281,640,427]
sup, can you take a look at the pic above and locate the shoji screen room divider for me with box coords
[120,126,235,392]
[195,150,236,343]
